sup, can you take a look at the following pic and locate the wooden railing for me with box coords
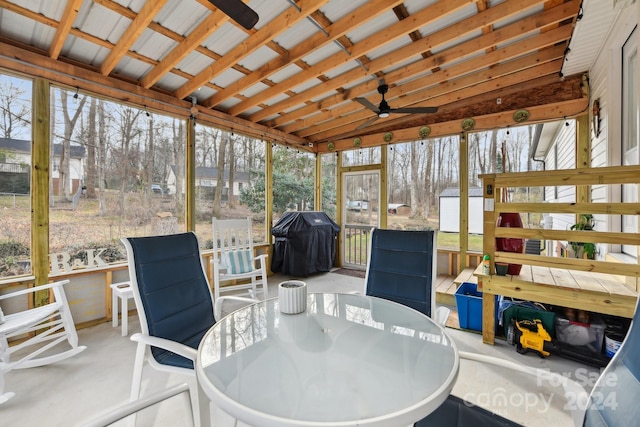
[476,165,640,344]
[480,165,640,289]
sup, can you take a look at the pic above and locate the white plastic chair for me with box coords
[0,279,86,404]
[212,217,268,301]
[82,383,194,427]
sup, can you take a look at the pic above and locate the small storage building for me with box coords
[438,187,483,234]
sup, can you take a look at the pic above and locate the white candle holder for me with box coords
[278,280,307,314]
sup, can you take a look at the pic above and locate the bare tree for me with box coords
[212,135,227,217]
[228,134,236,209]
[172,119,185,214]
[59,90,87,199]
[145,116,154,190]
[97,100,107,215]
[409,141,422,218]
[424,138,434,214]
[0,80,30,138]
[116,106,142,213]
[85,97,97,199]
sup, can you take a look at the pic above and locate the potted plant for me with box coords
[568,214,596,259]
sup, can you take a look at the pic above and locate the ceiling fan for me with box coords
[355,83,438,129]
[209,0,259,30]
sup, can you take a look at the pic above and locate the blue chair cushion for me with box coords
[126,233,215,369]
[366,229,435,317]
[415,395,522,427]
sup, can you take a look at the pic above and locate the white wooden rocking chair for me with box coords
[0,279,86,404]
[212,217,269,300]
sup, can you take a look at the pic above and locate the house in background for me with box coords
[534,1,638,263]
[0,138,85,195]
[166,165,250,202]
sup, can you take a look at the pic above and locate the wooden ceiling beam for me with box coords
[310,61,567,142]
[234,0,477,118]
[140,9,230,88]
[297,47,566,139]
[247,0,561,123]
[99,0,168,75]
[203,0,404,108]
[174,0,329,100]
[282,42,566,135]
[271,0,577,132]
[48,0,82,59]
[314,97,588,153]
[0,41,306,147]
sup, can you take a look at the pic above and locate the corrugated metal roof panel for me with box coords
[251,0,290,31]
[272,18,320,50]
[113,56,152,80]
[345,10,397,44]
[176,51,215,76]
[239,45,280,71]
[319,0,369,22]
[155,0,210,36]
[240,82,270,98]
[366,36,413,61]
[301,42,342,67]
[131,30,176,63]
[62,36,109,67]
[202,21,247,56]
[155,72,189,93]
[270,63,304,84]
[212,68,246,88]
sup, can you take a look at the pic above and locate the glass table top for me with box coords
[197,293,458,426]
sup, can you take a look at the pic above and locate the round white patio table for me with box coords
[196,292,459,427]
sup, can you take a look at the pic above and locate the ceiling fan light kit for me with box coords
[355,83,437,129]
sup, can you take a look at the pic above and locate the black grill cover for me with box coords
[271,211,340,276]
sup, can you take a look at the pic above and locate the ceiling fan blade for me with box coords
[209,0,259,30]
[356,116,380,130]
[355,97,380,113]
[391,106,438,114]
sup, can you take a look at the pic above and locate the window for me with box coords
[194,125,266,245]
[48,87,186,274]
[0,73,32,279]
[271,145,316,225]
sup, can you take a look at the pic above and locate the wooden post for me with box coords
[185,115,196,231]
[335,151,343,268]
[481,174,497,344]
[379,144,387,229]
[265,141,273,267]
[575,114,590,206]
[31,78,50,306]
[315,152,321,212]
[459,132,469,274]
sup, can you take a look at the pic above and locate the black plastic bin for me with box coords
[271,211,340,276]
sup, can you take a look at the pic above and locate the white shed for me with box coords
[439,187,484,234]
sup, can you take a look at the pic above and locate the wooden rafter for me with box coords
[48,0,82,59]
[174,0,330,100]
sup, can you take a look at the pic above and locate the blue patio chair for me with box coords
[121,232,257,426]
[364,228,450,325]
[415,297,640,427]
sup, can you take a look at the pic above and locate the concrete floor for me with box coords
[2,271,599,427]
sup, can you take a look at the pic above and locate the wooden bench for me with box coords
[453,267,477,286]
[478,166,640,344]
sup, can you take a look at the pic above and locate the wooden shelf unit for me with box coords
[477,165,640,344]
